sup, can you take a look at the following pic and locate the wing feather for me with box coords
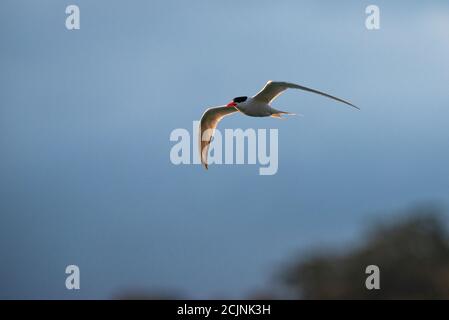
[253,80,359,109]
[199,106,238,169]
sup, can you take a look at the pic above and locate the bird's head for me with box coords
[226,96,248,107]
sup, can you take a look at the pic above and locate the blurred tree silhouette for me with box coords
[281,205,449,299]
[114,290,184,300]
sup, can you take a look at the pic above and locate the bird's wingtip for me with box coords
[347,102,360,110]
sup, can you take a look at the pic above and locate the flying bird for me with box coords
[199,80,358,169]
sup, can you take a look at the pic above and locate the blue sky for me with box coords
[1,0,449,298]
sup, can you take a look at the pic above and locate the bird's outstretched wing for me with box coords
[199,106,238,169]
[252,80,359,109]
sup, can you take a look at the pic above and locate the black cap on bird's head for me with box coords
[226,96,248,107]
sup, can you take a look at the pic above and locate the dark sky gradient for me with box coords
[1,0,449,298]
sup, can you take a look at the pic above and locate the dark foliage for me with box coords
[282,206,449,299]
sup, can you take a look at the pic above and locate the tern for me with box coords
[199,80,358,169]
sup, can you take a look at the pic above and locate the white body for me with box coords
[234,97,275,117]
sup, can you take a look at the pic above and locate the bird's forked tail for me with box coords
[270,108,297,119]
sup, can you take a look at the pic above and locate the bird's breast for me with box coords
[239,101,271,117]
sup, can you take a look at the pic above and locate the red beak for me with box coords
[226,102,237,107]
